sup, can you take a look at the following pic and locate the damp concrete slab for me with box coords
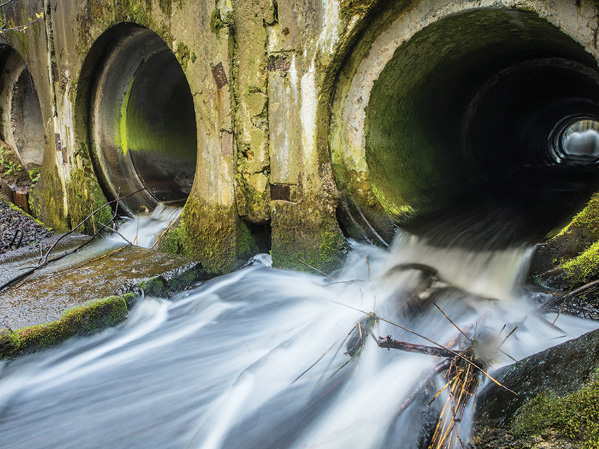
[0,234,203,330]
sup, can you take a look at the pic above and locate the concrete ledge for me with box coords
[0,293,133,358]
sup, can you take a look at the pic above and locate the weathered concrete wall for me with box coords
[1,0,599,273]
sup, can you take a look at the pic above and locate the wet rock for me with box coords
[471,329,599,448]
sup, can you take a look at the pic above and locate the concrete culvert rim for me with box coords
[89,25,198,216]
[0,47,44,169]
[330,5,599,247]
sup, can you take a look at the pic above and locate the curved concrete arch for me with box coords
[80,24,198,216]
[329,1,599,245]
[0,46,45,169]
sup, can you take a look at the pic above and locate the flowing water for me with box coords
[0,230,597,448]
[111,204,182,248]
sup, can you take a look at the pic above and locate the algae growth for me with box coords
[513,373,599,449]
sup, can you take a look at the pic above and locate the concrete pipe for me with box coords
[89,25,197,215]
[0,47,44,169]
[331,6,599,247]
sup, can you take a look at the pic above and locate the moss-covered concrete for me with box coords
[365,9,593,223]
[230,0,271,224]
[66,166,113,234]
[270,197,345,272]
[0,293,133,359]
[160,196,257,275]
[29,166,69,233]
[6,0,599,280]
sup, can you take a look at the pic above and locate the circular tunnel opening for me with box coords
[362,8,599,246]
[551,116,599,164]
[0,47,44,170]
[90,26,197,215]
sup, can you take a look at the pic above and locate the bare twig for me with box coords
[497,326,518,350]
[150,216,179,250]
[40,188,145,266]
[329,300,517,395]
[97,220,133,246]
[377,335,456,358]
[0,0,18,8]
[550,280,599,324]
[299,258,336,280]
[396,358,451,415]
[433,302,472,343]
[0,188,145,294]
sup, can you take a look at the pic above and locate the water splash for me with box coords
[0,237,596,448]
[112,204,182,248]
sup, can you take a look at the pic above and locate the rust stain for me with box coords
[212,62,228,90]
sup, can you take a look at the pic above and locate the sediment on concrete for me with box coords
[0,230,206,358]
[0,293,134,358]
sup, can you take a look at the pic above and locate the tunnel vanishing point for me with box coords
[3,0,599,274]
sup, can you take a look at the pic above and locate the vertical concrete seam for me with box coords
[43,0,56,119]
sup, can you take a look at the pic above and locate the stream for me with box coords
[0,221,597,448]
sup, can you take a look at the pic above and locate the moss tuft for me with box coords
[210,8,225,33]
[513,376,599,448]
[158,0,172,17]
[138,276,168,297]
[561,241,599,285]
[0,328,19,354]
[339,0,379,20]
[557,192,599,241]
[174,41,193,71]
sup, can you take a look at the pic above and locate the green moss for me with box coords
[0,328,19,355]
[66,167,113,234]
[175,41,193,71]
[138,276,168,297]
[553,192,599,285]
[270,200,346,273]
[340,0,379,20]
[561,241,599,285]
[513,376,599,448]
[557,192,599,240]
[234,173,270,222]
[1,294,131,358]
[210,8,225,33]
[6,202,50,229]
[160,197,249,275]
[158,0,172,17]
[237,221,259,259]
[30,166,69,233]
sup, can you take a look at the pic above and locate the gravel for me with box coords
[0,200,54,255]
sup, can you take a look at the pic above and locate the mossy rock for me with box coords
[137,263,205,297]
[0,293,135,359]
[531,192,599,282]
[472,329,599,448]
